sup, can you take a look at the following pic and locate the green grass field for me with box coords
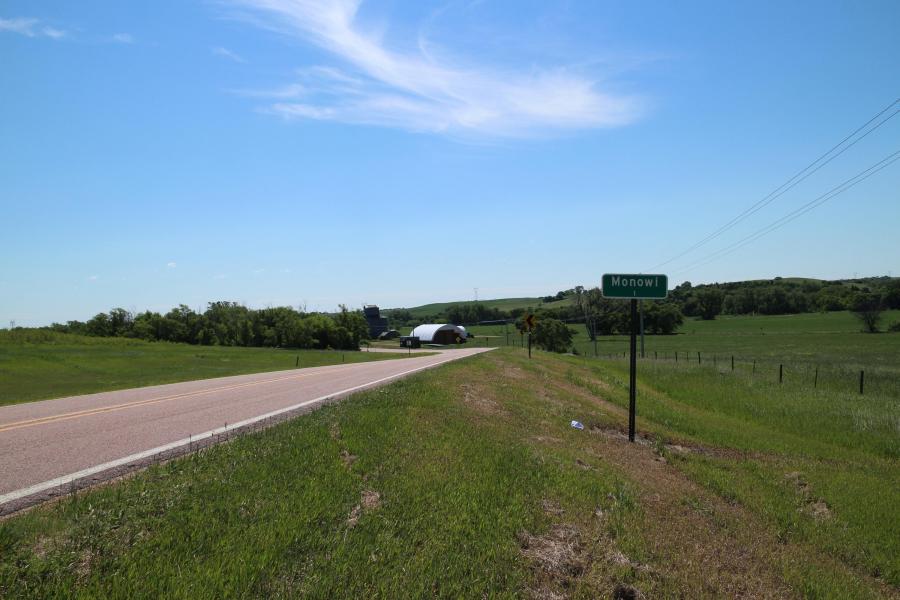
[400,295,572,318]
[467,310,900,397]
[0,330,412,406]
[1,346,896,598]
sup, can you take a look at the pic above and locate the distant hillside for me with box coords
[400,296,572,319]
[386,276,899,326]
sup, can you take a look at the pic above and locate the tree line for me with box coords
[387,276,900,341]
[48,303,370,350]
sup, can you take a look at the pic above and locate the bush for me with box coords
[888,321,900,333]
[531,318,575,353]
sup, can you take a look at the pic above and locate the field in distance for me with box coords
[1,345,896,597]
[467,310,900,392]
[0,330,415,407]
[398,295,572,318]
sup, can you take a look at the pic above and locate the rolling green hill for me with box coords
[394,296,573,319]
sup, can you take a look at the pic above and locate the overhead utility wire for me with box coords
[646,98,900,272]
[673,149,900,274]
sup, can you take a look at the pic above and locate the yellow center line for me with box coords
[0,362,369,434]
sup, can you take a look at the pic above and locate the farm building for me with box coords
[363,305,389,338]
[409,324,468,345]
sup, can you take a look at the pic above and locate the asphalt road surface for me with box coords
[0,348,492,514]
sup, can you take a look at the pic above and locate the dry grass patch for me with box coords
[347,489,381,529]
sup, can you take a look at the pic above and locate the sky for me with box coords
[1,0,898,326]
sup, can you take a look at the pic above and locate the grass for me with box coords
[467,310,900,397]
[1,346,897,598]
[399,295,573,318]
[562,353,900,590]
[0,330,414,406]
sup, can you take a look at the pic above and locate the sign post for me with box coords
[602,274,668,442]
[524,314,536,359]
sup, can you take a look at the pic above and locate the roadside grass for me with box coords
[555,353,900,589]
[2,348,895,597]
[0,351,637,599]
[0,330,413,406]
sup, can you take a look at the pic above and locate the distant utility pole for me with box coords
[9,320,15,330]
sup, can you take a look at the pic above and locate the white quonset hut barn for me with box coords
[409,324,468,345]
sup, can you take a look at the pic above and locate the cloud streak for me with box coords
[232,0,642,138]
[212,46,248,63]
[0,17,66,39]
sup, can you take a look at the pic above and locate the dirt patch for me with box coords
[541,499,565,516]
[75,547,94,583]
[340,449,357,468]
[347,489,381,528]
[532,436,564,445]
[806,500,832,520]
[503,366,526,380]
[612,583,643,600]
[519,524,586,584]
[30,535,52,559]
[785,472,832,521]
[461,383,507,417]
[575,458,594,471]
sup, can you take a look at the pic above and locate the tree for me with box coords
[851,293,884,333]
[531,318,575,353]
[334,305,370,348]
[643,303,684,334]
[85,313,112,337]
[695,288,724,320]
[881,280,900,310]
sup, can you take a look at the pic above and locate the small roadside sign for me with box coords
[524,314,536,330]
[602,273,668,299]
[601,272,669,443]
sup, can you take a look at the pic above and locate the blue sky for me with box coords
[1,1,898,326]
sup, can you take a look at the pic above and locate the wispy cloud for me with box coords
[42,26,66,39]
[167,261,177,269]
[87,275,99,282]
[1,17,66,39]
[212,46,247,63]
[230,0,643,138]
[112,33,134,44]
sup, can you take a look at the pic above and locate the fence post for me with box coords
[859,370,865,395]
[753,360,756,374]
[655,351,658,360]
[675,351,678,363]
[731,355,734,371]
[814,366,818,388]
[779,364,783,384]
[698,352,701,365]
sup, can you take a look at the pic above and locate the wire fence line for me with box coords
[464,333,897,398]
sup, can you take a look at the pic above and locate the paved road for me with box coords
[0,348,492,513]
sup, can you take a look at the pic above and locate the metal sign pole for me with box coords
[639,300,645,358]
[629,298,637,442]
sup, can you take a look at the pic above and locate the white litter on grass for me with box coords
[570,420,584,430]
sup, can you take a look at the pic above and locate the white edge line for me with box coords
[0,350,491,506]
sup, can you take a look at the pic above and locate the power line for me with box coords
[647,98,900,272]
[673,149,900,275]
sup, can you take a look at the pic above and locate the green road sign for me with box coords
[602,273,668,300]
